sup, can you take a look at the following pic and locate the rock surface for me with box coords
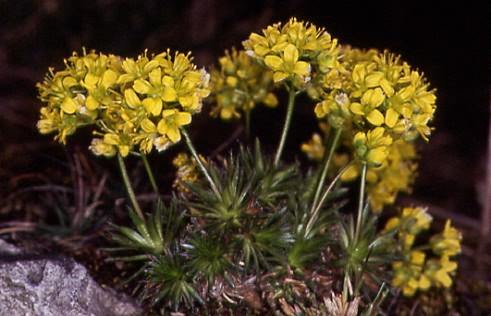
[0,240,142,316]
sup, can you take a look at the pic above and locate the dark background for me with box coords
[0,0,489,231]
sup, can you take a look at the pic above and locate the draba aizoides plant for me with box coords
[36,17,461,315]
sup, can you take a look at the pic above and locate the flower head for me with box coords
[37,48,209,156]
[243,17,340,90]
[314,48,436,142]
[209,48,277,120]
[430,220,462,256]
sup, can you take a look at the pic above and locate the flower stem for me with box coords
[355,162,368,242]
[274,87,296,166]
[117,154,144,220]
[141,154,159,195]
[305,162,351,238]
[182,128,221,199]
[312,128,342,210]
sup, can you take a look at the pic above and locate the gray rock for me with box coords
[0,240,142,316]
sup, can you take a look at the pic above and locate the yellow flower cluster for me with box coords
[242,17,340,90]
[315,47,436,141]
[209,48,278,120]
[312,47,436,170]
[37,49,210,157]
[172,152,203,192]
[384,208,462,296]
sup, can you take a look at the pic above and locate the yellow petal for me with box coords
[435,270,452,288]
[142,98,163,116]
[148,67,162,86]
[385,108,399,128]
[365,72,384,87]
[162,109,177,117]
[263,93,278,107]
[162,87,177,102]
[166,127,181,143]
[85,95,99,111]
[293,61,311,77]
[124,89,141,109]
[133,79,152,94]
[367,109,384,126]
[352,64,366,83]
[157,119,169,135]
[350,102,364,115]
[61,97,77,114]
[264,55,283,71]
[380,78,394,96]
[273,72,289,83]
[141,118,157,133]
[367,147,387,166]
[103,133,120,145]
[102,70,118,89]
[179,95,198,109]
[175,112,192,126]
[84,73,99,89]
[62,76,78,88]
[143,59,160,74]
[398,85,415,100]
[384,217,400,231]
[362,88,385,107]
[118,145,130,157]
[226,76,238,87]
[353,131,367,145]
[410,251,426,265]
[419,275,431,290]
[283,44,299,66]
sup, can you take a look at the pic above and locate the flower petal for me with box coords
[61,97,77,114]
[133,79,152,94]
[142,97,163,116]
[264,55,283,71]
[283,44,299,66]
[175,112,192,126]
[124,89,141,109]
[367,109,384,126]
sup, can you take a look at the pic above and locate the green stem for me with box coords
[305,162,351,238]
[312,128,342,210]
[117,154,144,220]
[141,154,159,195]
[182,128,221,199]
[274,87,296,166]
[355,162,368,242]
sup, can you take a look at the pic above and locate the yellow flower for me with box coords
[423,255,458,288]
[301,133,325,161]
[353,127,392,166]
[89,133,131,157]
[264,44,311,83]
[118,51,159,84]
[131,118,171,153]
[89,138,117,157]
[350,87,386,126]
[133,67,176,115]
[156,109,192,143]
[391,250,426,297]
[124,88,162,116]
[430,220,462,256]
[209,48,277,120]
